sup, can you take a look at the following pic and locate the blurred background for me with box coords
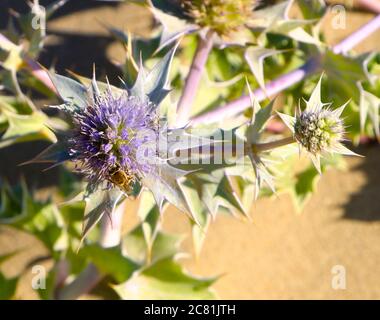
[0,0,380,299]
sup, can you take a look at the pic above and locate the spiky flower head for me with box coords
[181,0,259,37]
[278,76,358,173]
[294,109,344,155]
[69,92,159,193]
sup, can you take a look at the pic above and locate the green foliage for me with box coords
[0,272,18,300]
[82,245,138,283]
[113,257,217,300]
[0,252,19,299]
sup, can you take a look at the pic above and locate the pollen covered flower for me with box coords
[69,93,159,192]
[181,0,258,37]
[149,0,319,49]
[278,76,358,172]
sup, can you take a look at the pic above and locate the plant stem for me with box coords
[192,59,319,124]
[176,30,215,126]
[252,136,295,153]
[56,199,126,300]
[190,14,380,125]
[332,14,380,54]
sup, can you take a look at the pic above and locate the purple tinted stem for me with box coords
[191,14,380,125]
[333,14,380,54]
[176,30,215,126]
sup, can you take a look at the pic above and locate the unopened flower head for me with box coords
[181,0,258,36]
[278,76,358,173]
[69,92,159,192]
[294,109,344,155]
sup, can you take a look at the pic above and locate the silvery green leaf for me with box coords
[187,170,247,219]
[277,112,296,133]
[129,43,178,105]
[306,74,323,112]
[248,99,275,142]
[123,226,183,265]
[180,177,211,257]
[136,191,161,262]
[21,131,71,167]
[250,0,319,45]
[245,90,276,197]
[49,73,88,112]
[148,0,198,51]
[245,47,282,92]
[68,71,124,97]
[181,177,209,226]
[80,188,124,246]
[142,160,189,213]
[359,84,380,140]
[113,257,217,300]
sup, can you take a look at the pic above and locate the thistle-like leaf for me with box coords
[147,0,198,51]
[129,43,178,105]
[359,84,380,141]
[49,73,88,112]
[80,188,124,246]
[245,46,283,93]
[141,160,189,213]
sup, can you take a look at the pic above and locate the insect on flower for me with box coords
[27,46,195,225]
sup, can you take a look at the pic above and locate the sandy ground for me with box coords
[1,1,380,299]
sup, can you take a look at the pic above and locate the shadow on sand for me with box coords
[342,144,380,222]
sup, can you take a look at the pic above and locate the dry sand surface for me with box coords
[1,1,380,299]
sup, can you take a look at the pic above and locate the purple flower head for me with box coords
[68,91,159,192]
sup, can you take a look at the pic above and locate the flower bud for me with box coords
[294,110,344,155]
